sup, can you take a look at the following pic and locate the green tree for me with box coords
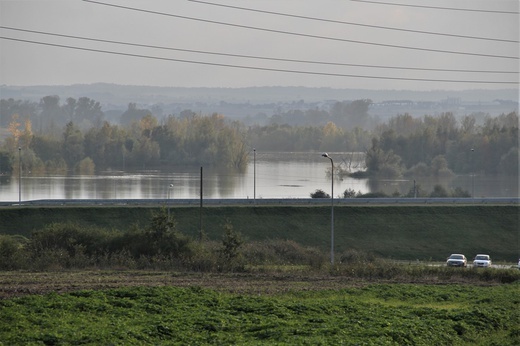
[31,135,63,167]
[76,157,95,174]
[219,220,243,271]
[499,147,519,176]
[62,122,84,170]
[0,98,37,128]
[84,122,128,169]
[365,138,403,177]
[120,103,150,126]
[130,137,160,168]
[0,151,12,175]
[430,155,453,177]
[39,95,64,135]
[74,97,104,129]
[330,99,372,128]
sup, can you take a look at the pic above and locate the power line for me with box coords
[349,0,520,15]
[81,0,519,60]
[188,0,519,43]
[2,26,516,74]
[2,36,517,85]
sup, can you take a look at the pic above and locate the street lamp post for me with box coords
[253,148,256,203]
[18,147,21,204]
[168,183,173,219]
[470,148,475,198]
[321,153,334,265]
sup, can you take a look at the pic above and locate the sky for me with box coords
[0,0,518,91]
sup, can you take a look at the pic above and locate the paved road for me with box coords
[400,261,518,270]
[2,197,519,207]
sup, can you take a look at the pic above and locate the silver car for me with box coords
[472,254,492,268]
[446,254,467,267]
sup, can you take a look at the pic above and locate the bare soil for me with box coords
[0,270,498,299]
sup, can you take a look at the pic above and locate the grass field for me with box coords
[1,205,518,261]
[0,271,518,345]
[1,204,519,344]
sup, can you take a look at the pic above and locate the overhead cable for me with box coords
[1,36,517,85]
[2,26,516,74]
[188,0,518,43]
[81,0,519,60]
[349,0,519,15]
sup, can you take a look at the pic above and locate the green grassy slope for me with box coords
[2,284,519,345]
[1,205,518,261]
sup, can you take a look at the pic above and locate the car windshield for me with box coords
[475,255,489,260]
[450,255,464,259]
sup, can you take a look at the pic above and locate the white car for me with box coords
[446,254,467,267]
[472,254,492,268]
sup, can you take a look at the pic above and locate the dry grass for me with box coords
[0,269,509,299]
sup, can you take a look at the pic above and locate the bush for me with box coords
[430,184,449,198]
[29,222,115,258]
[218,221,245,272]
[242,239,326,269]
[339,249,378,264]
[451,187,471,198]
[310,189,330,198]
[356,192,389,198]
[0,235,29,270]
[342,188,357,198]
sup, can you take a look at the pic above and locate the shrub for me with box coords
[218,221,245,272]
[117,210,193,260]
[310,189,330,198]
[342,188,357,198]
[356,191,389,198]
[0,235,29,270]
[242,239,326,269]
[451,187,471,197]
[430,184,449,198]
[29,222,115,258]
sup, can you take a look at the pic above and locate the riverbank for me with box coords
[1,204,518,261]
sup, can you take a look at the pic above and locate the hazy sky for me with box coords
[1,0,518,90]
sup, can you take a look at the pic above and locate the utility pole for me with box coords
[253,148,256,204]
[199,166,203,241]
[18,147,21,204]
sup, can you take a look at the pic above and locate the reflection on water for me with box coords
[367,175,519,199]
[0,152,517,202]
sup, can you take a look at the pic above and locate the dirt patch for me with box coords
[0,270,497,299]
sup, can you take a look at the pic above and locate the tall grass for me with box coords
[1,210,519,284]
[2,205,518,261]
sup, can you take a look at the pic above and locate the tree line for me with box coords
[1,97,249,174]
[249,111,518,178]
[0,96,517,178]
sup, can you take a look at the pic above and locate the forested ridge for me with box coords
[0,96,517,178]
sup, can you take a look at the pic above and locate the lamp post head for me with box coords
[169,184,174,188]
[321,152,329,158]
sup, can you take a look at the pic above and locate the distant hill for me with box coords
[1,84,517,122]
[1,83,517,105]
